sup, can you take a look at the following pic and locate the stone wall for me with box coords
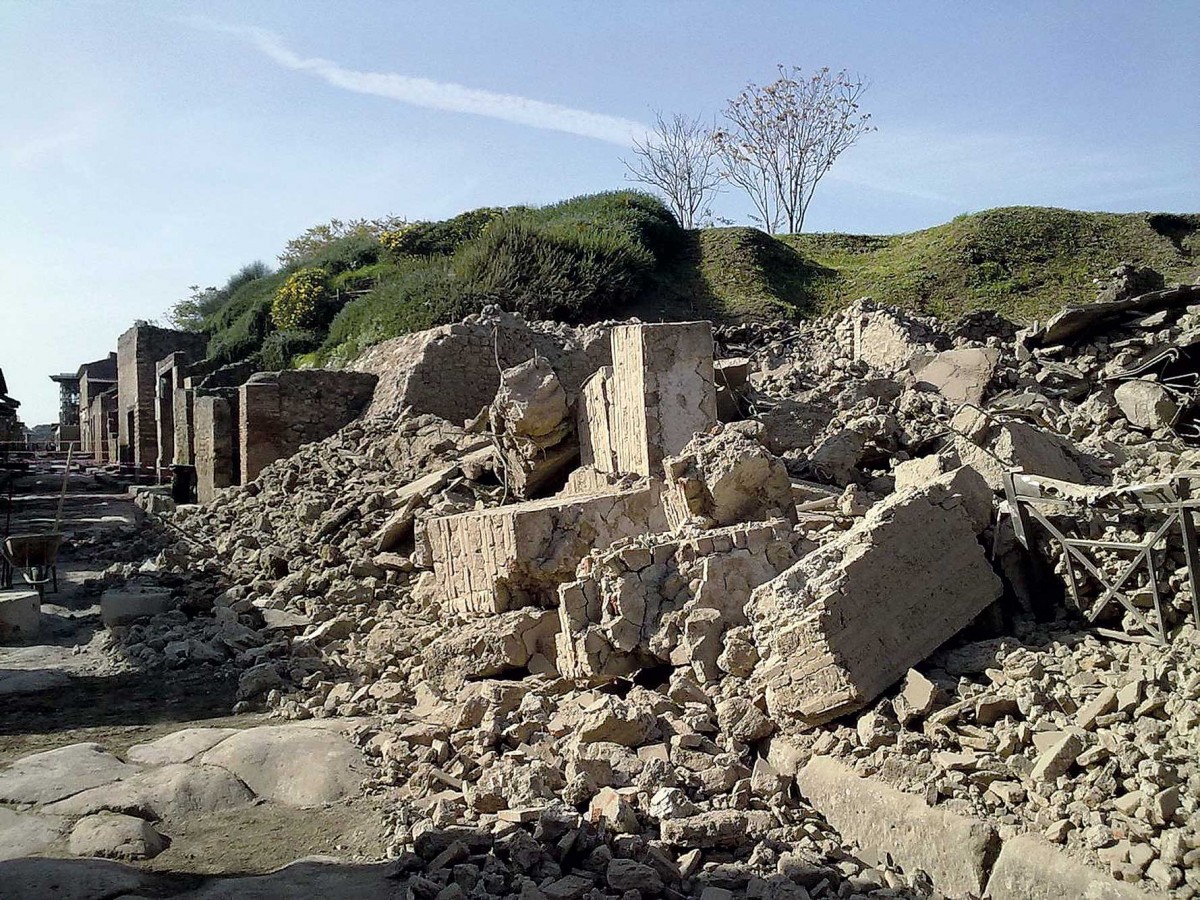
[86,390,118,464]
[194,392,237,504]
[238,370,378,484]
[116,326,205,468]
[176,361,258,468]
[77,353,117,455]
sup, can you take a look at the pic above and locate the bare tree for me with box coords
[714,66,873,233]
[624,111,723,229]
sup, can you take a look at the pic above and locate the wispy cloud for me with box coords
[191,20,646,147]
[2,105,106,171]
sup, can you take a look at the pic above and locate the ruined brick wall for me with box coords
[353,312,611,424]
[238,370,377,484]
[77,354,117,455]
[194,392,237,503]
[116,326,206,468]
[175,361,256,468]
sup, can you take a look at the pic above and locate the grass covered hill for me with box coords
[193,195,1199,373]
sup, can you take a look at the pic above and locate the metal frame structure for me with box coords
[1003,470,1200,646]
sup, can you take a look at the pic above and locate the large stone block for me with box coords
[797,756,1000,898]
[426,485,665,615]
[0,591,39,642]
[608,322,717,477]
[749,479,1003,727]
[950,406,1083,490]
[986,833,1162,900]
[100,588,172,627]
[194,393,236,504]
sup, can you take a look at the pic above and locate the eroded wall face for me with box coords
[194,394,236,504]
[116,327,205,469]
[238,371,377,484]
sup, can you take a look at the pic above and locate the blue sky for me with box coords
[2,1,1197,424]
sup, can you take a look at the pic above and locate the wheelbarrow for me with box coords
[1,532,61,599]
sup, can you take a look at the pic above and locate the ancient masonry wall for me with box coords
[176,361,258,469]
[238,370,378,484]
[194,393,237,504]
[77,353,117,455]
[116,326,205,468]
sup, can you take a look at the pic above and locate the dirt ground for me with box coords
[0,460,389,879]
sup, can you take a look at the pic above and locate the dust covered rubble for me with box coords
[99,274,1200,898]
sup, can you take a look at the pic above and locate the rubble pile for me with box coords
[97,270,1200,898]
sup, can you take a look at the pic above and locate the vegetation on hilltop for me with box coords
[186,198,1198,374]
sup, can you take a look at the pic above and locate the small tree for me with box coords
[623,112,723,229]
[714,66,873,233]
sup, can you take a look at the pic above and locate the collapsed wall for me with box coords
[353,308,611,423]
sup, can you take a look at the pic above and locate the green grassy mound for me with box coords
[195,201,1198,372]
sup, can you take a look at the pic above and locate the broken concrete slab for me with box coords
[0,590,39,641]
[913,347,1001,406]
[1026,283,1200,347]
[797,756,1000,898]
[951,406,1083,489]
[749,479,1003,727]
[424,608,559,683]
[199,724,366,808]
[0,743,139,805]
[425,484,663,615]
[99,587,172,627]
[986,832,1162,900]
[662,429,797,529]
[557,520,799,682]
[489,357,578,499]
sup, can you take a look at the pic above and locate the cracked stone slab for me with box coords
[0,807,67,861]
[125,727,242,766]
[200,724,366,808]
[0,743,139,805]
[44,763,254,822]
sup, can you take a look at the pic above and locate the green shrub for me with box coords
[258,329,320,370]
[271,267,329,330]
[382,207,503,257]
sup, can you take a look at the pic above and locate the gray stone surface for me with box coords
[0,743,138,805]
[68,811,165,860]
[125,727,241,766]
[200,725,366,808]
[179,858,402,900]
[986,833,1163,900]
[0,857,159,900]
[797,756,1000,898]
[44,763,254,821]
[0,807,66,861]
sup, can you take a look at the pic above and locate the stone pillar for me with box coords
[239,377,282,484]
[194,395,235,504]
[155,370,175,476]
[173,386,195,466]
[609,322,717,478]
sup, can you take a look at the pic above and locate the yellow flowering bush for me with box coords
[271,267,328,330]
